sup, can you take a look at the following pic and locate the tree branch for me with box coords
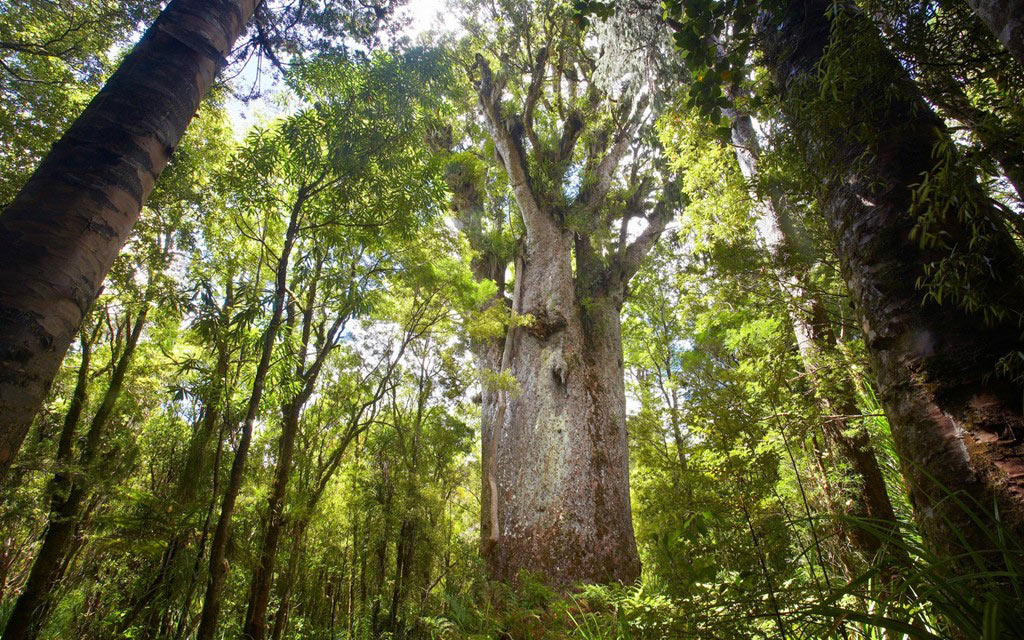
[473,54,554,243]
[611,180,683,286]
[574,95,649,224]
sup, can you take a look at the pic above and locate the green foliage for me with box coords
[0,0,162,202]
[4,2,1024,640]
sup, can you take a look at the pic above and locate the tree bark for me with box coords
[759,0,1024,561]
[0,0,256,481]
[463,50,679,585]
[485,238,641,585]
[966,0,1024,67]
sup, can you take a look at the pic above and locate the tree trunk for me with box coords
[2,307,147,640]
[242,407,300,640]
[269,522,304,640]
[966,0,1024,67]
[121,302,232,639]
[463,47,673,586]
[727,108,902,566]
[484,223,640,585]
[172,415,227,640]
[243,260,347,640]
[759,0,1024,561]
[195,204,299,640]
[0,0,256,481]
[386,519,415,634]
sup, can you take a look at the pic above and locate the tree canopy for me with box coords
[1,0,1023,638]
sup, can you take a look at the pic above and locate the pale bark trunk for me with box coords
[462,50,669,586]
[966,0,1024,67]
[446,152,641,584]
[485,223,640,585]
[760,0,1024,560]
[0,0,256,481]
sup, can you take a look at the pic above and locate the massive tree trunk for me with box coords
[726,109,902,566]
[464,51,680,586]
[485,229,640,584]
[0,0,256,481]
[966,0,1024,67]
[759,0,1024,561]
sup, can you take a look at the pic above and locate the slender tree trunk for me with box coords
[727,109,903,566]
[243,263,346,640]
[0,0,256,481]
[386,519,415,634]
[759,0,1024,561]
[242,408,300,640]
[2,307,147,640]
[122,322,231,639]
[966,0,1024,67]
[269,522,304,640]
[172,415,228,640]
[195,204,299,640]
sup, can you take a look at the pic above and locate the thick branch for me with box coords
[474,54,556,243]
[523,46,549,152]
[611,182,682,286]
[575,96,649,224]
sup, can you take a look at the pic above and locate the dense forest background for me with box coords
[1,0,1023,638]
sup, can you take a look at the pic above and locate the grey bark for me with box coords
[464,53,680,585]
[966,0,1024,67]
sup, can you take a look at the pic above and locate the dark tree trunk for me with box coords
[0,0,256,481]
[269,522,304,640]
[727,108,902,566]
[759,0,1024,561]
[122,297,232,639]
[244,263,346,640]
[2,307,148,640]
[242,409,299,640]
[172,416,228,640]
[386,519,415,634]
